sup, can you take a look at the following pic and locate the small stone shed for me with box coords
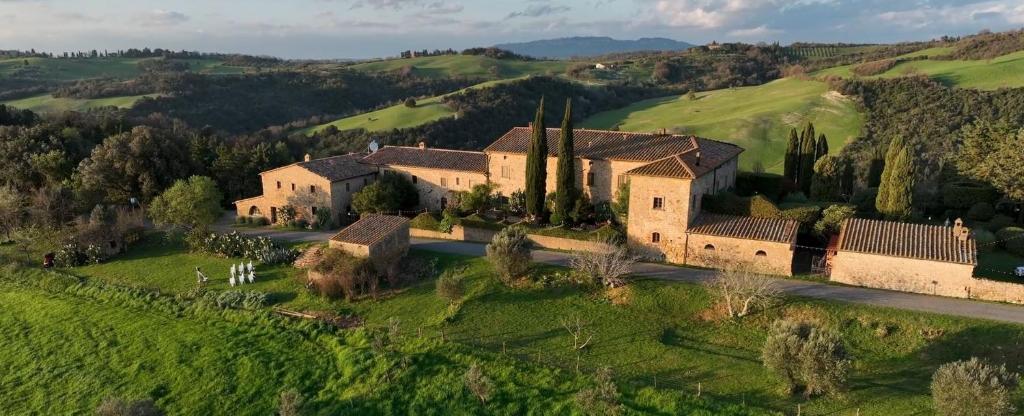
[682,213,799,276]
[329,214,410,267]
[829,218,979,298]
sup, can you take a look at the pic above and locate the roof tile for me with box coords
[836,218,977,265]
[331,214,409,246]
[298,154,377,182]
[362,146,488,173]
[687,213,798,243]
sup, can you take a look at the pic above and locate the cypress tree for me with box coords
[875,136,906,216]
[810,155,842,201]
[815,133,829,161]
[783,128,800,183]
[798,126,817,194]
[554,98,577,226]
[879,145,915,220]
[524,97,548,222]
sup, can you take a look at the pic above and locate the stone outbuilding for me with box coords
[829,218,979,298]
[329,214,410,269]
[682,213,799,276]
[361,143,489,211]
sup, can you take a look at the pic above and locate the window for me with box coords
[412,175,418,184]
[310,185,316,194]
[441,177,448,187]
[311,207,318,215]
[652,197,664,210]
[501,165,510,179]
[345,182,350,192]
[616,175,627,187]
[291,183,295,191]
[587,172,595,187]
[651,232,661,243]
[456,177,460,186]
[704,244,715,251]
[363,178,369,185]
[755,250,767,257]
[276,181,281,189]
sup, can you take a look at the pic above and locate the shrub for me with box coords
[850,187,878,212]
[943,182,997,210]
[54,242,86,267]
[967,202,995,221]
[185,230,299,265]
[457,183,497,214]
[814,205,856,237]
[931,357,1019,416]
[436,268,466,304]
[278,388,305,416]
[464,363,494,405]
[852,59,898,76]
[96,396,164,416]
[486,226,531,285]
[439,208,459,233]
[569,240,637,288]
[236,215,250,224]
[973,229,997,252]
[351,171,418,214]
[252,216,270,226]
[576,367,622,416]
[404,97,417,108]
[313,207,333,230]
[148,175,223,229]
[409,212,441,230]
[311,248,379,300]
[782,192,809,204]
[736,172,784,199]
[762,319,851,397]
[986,215,1015,232]
[780,205,822,227]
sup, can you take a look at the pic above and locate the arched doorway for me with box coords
[249,206,261,216]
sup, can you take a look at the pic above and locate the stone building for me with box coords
[234,154,376,224]
[829,218,982,298]
[361,143,488,211]
[329,214,410,270]
[236,126,797,273]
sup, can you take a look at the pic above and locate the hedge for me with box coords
[942,182,998,210]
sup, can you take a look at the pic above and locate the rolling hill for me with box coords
[347,54,574,80]
[0,56,246,82]
[301,79,518,135]
[1,93,160,113]
[814,48,1024,90]
[581,78,864,172]
[494,36,694,59]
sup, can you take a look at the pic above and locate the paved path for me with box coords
[218,218,1024,325]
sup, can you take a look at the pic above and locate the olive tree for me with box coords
[706,264,780,319]
[568,240,637,288]
[931,357,1019,416]
[485,226,531,285]
[762,319,851,397]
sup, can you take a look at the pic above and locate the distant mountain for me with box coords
[494,36,695,59]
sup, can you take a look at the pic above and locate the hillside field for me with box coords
[348,55,574,80]
[302,78,517,135]
[0,57,246,82]
[814,48,1024,90]
[1,93,160,113]
[582,78,864,172]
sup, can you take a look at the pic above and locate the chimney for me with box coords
[304,154,311,162]
[418,141,427,150]
[953,218,970,241]
[695,151,701,166]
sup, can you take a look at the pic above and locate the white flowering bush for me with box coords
[186,230,298,265]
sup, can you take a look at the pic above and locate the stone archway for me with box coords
[249,206,262,216]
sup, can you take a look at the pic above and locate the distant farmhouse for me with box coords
[236,127,1000,299]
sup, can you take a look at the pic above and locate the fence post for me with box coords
[796,404,801,416]
[440,328,445,342]
[502,341,506,355]
[697,382,701,397]
[653,374,657,388]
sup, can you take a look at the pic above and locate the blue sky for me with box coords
[1,0,1022,59]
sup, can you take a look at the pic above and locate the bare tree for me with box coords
[569,240,638,288]
[562,315,594,352]
[278,388,305,416]
[705,261,781,318]
[464,363,494,405]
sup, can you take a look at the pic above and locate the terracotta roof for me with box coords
[330,214,409,246]
[361,146,488,173]
[297,154,377,182]
[687,213,798,243]
[484,127,742,164]
[626,138,743,179]
[836,218,977,265]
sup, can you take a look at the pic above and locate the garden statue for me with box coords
[195,267,209,284]
[247,270,255,284]
[247,261,254,274]
[230,264,237,279]
[229,275,236,287]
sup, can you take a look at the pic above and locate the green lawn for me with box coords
[37,236,1024,415]
[1,93,160,113]
[348,55,573,80]
[977,250,1024,282]
[302,78,520,135]
[581,78,865,172]
[814,49,1024,90]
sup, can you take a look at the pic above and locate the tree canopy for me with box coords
[148,176,223,229]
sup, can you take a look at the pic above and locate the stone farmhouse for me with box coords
[329,214,410,271]
[237,127,800,274]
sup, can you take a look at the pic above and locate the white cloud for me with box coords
[876,1,1024,29]
[728,24,781,37]
[506,4,572,19]
[142,9,189,26]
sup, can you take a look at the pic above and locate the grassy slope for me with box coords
[56,238,1024,415]
[1,93,160,112]
[0,57,243,82]
[582,78,864,172]
[814,48,1024,90]
[348,55,573,80]
[302,78,516,135]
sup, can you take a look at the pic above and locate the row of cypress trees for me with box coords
[875,136,915,220]
[783,122,829,194]
[525,97,579,226]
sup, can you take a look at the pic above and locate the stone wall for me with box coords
[411,225,608,252]
[367,222,411,270]
[683,233,795,276]
[626,175,691,261]
[383,165,487,211]
[830,251,1024,304]
[485,151,645,203]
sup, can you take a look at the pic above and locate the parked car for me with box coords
[1016,266,1024,278]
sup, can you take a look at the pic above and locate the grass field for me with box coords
[814,49,1024,90]
[348,55,573,80]
[581,78,864,172]
[0,57,246,82]
[302,78,517,135]
[1,93,160,113]
[16,235,1020,415]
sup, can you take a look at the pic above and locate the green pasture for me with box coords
[814,49,1024,90]
[1,93,160,113]
[348,55,573,80]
